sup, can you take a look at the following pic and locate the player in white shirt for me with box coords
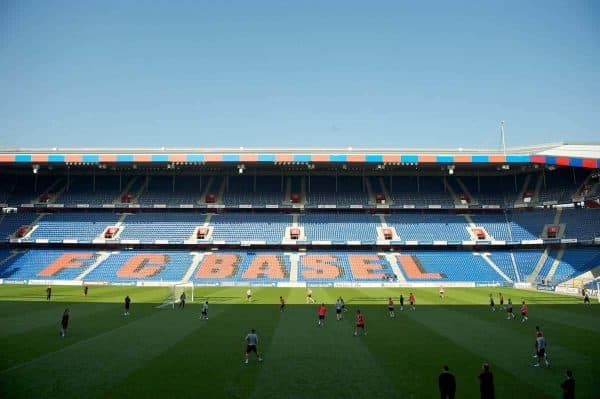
[200,301,209,320]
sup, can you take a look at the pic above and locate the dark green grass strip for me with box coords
[0,305,215,399]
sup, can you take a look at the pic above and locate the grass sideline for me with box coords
[0,285,598,399]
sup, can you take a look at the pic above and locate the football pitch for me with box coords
[0,286,598,399]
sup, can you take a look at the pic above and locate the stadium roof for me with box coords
[0,143,598,168]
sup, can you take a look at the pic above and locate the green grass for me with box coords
[0,285,598,398]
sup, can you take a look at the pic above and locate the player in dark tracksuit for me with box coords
[60,308,70,338]
[179,292,186,309]
[124,295,131,316]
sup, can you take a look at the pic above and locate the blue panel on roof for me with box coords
[82,155,99,163]
[401,155,418,163]
[258,154,275,162]
[187,154,204,162]
[15,155,31,162]
[569,158,582,167]
[293,154,311,162]
[365,155,383,163]
[151,154,169,162]
[223,154,240,162]
[48,155,65,162]
[117,155,134,162]
[545,156,556,165]
[472,155,488,163]
[436,155,453,163]
[330,154,347,162]
[506,155,530,163]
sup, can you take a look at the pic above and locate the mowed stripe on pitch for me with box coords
[0,307,213,399]
[248,306,399,399]
[0,302,120,338]
[105,304,275,399]
[406,306,594,398]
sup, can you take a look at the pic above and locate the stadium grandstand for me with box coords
[0,143,599,291]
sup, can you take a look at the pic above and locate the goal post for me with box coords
[156,283,194,309]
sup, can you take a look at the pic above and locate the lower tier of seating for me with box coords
[1,248,597,285]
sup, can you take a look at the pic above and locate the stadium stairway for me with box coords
[0,250,20,269]
[463,214,488,240]
[442,177,462,206]
[543,248,565,283]
[456,177,479,205]
[377,177,393,205]
[384,253,406,282]
[115,177,139,204]
[376,215,399,241]
[75,251,112,280]
[215,177,227,204]
[300,176,307,205]
[531,173,545,204]
[14,213,46,240]
[282,177,293,205]
[96,214,128,241]
[526,248,550,283]
[364,177,375,205]
[288,252,300,282]
[514,174,533,206]
[39,178,66,204]
[131,177,149,204]
[541,208,565,238]
[197,176,215,205]
[180,252,205,283]
[477,252,513,283]
[574,171,597,199]
[283,214,306,243]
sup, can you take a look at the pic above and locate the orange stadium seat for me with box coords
[37,253,94,277]
[348,254,386,279]
[116,254,167,278]
[195,254,239,278]
[301,255,341,279]
[395,254,443,279]
[242,254,286,279]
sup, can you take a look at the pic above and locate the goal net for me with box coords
[156,283,194,309]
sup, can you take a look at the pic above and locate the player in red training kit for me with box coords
[521,301,528,322]
[279,296,285,312]
[409,293,416,310]
[317,303,327,327]
[354,310,367,336]
[387,297,395,318]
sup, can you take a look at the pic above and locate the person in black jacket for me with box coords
[478,363,495,399]
[60,308,69,338]
[560,369,575,399]
[438,365,456,399]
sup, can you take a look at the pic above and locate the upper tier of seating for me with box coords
[137,176,203,206]
[1,167,595,209]
[222,176,285,206]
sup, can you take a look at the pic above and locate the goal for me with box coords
[156,283,194,309]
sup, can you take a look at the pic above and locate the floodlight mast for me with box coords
[500,121,507,156]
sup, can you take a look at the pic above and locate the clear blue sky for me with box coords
[1,1,599,149]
